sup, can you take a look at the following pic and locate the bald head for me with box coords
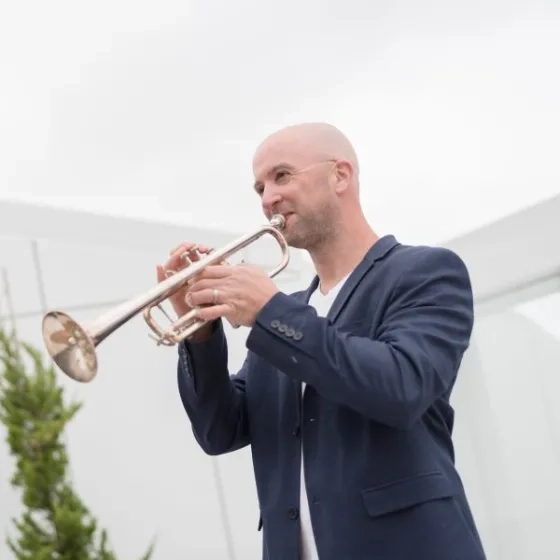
[254,122,360,182]
[251,122,363,252]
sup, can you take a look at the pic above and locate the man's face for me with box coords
[252,138,340,250]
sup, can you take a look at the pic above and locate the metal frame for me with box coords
[476,272,560,318]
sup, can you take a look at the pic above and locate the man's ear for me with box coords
[333,160,353,194]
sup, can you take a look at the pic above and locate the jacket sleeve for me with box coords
[177,320,250,455]
[245,247,474,429]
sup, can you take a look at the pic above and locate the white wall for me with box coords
[451,290,560,559]
[444,194,560,560]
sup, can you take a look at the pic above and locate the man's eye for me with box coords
[275,171,291,183]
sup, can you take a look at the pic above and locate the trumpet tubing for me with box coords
[41,215,289,383]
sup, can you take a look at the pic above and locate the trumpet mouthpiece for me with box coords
[270,214,286,230]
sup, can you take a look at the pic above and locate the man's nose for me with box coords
[261,189,282,216]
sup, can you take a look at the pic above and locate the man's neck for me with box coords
[309,222,379,295]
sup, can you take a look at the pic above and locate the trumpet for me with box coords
[41,214,289,383]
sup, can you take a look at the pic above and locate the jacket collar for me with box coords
[302,235,399,322]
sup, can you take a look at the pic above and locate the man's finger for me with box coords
[164,243,213,271]
[156,265,166,282]
[187,278,223,293]
[168,241,196,257]
[196,265,232,280]
[164,245,194,271]
[188,288,223,307]
[168,241,212,256]
[194,303,231,322]
[182,244,214,263]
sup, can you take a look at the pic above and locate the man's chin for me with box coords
[284,232,308,250]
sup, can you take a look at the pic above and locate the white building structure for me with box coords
[1,196,559,560]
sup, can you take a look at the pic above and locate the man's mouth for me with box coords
[282,213,294,226]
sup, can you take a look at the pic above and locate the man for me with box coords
[158,123,486,559]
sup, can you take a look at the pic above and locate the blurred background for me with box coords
[1,0,559,558]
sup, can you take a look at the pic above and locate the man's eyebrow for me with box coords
[272,162,296,171]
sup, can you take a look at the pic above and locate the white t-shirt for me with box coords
[299,274,350,560]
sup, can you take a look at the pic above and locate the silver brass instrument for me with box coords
[41,214,289,383]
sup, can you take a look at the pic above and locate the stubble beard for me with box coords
[285,206,340,252]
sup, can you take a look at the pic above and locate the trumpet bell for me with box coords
[42,310,98,382]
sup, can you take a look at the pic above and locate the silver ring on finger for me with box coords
[212,288,219,305]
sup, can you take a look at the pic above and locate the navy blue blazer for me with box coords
[177,235,486,560]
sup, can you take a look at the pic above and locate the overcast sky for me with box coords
[1,0,559,244]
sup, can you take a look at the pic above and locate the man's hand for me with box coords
[156,241,216,341]
[187,264,280,327]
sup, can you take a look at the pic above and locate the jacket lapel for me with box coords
[326,235,400,323]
